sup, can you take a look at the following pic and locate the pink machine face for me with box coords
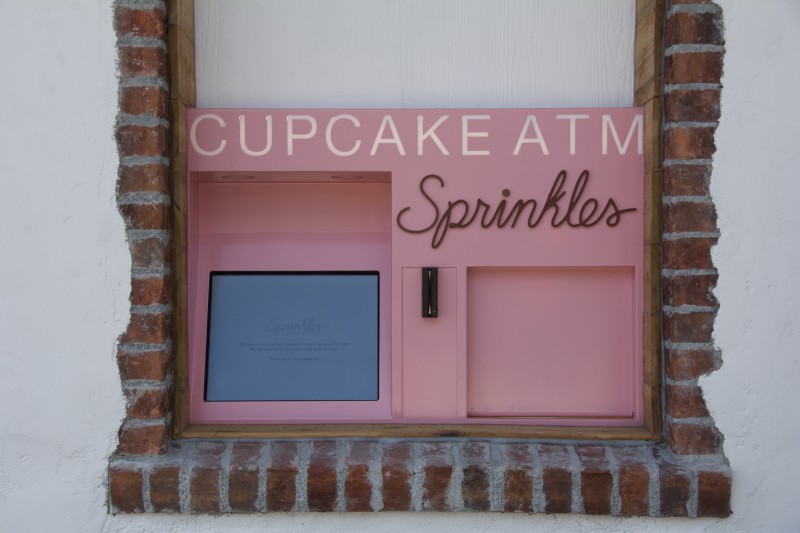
[187,108,645,426]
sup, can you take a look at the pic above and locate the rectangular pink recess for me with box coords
[467,267,637,419]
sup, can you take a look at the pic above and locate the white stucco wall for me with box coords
[0,0,798,531]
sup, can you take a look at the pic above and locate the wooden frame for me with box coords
[169,0,663,440]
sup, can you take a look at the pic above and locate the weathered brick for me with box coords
[668,422,723,455]
[666,11,723,46]
[124,387,169,419]
[659,466,690,516]
[119,46,168,78]
[663,201,716,233]
[122,312,170,345]
[116,6,166,39]
[131,275,170,306]
[129,237,170,269]
[422,465,452,511]
[539,445,572,513]
[577,446,612,515]
[307,441,338,512]
[462,465,490,511]
[117,423,168,455]
[117,348,169,381]
[503,443,533,513]
[542,468,572,513]
[117,125,168,158]
[663,164,710,197]
[663,236,716,269]
[118,163,169,195]
[665,89,720,123]
[344,441,373,512]
[503,468,533,513]
[149,466,180,512]
[381,442,412,511]
[612,448,650,516]
[665,346,719,380]
[120,203,171,231]
[191,467,221,513]
[120,85,168,117]
[667,384,710,418]
[109,466,144,513]
[229,469,260,512]
[666,52,723,84]
[664,311,715,343]
[344,464,372,512]
[697,470,732,517]
[665,127,716,160]
[663,273,718,307]
[267,442,298,512]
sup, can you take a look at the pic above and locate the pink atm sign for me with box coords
[187,108,644,427]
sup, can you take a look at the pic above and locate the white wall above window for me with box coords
[195,0,635,109]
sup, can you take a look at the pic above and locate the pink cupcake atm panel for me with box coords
[187,108,645,426]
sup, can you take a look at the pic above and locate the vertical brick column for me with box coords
[662,0,726,459]
[661,0,731,516]
[114,0,171,458]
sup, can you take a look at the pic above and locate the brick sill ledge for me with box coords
[109,439,731,516]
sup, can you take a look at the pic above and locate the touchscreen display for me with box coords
[204,272,379,401]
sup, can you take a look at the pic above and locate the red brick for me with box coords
[666,11,723,46]
[422,465,452,511]
[381,442,412,511]
[131,275,170,306]
[462,465,490,511]
[666,52,723,84]
[663,201,716,233]
[120,85,168,117]
[503,468,533,513]
[344,442,373,512]
[119,46,168,78]
[665,346,719,380]
[664,311,714,343]
[117,125,168,158]
[122,312,170,345]
[576,446,612,515]
[659,467,690,516]
[668,422,723,455]
[503,444,533,513]
[109,466,144,513]
[149,466,180,512]
[129,237,170,269]
[697,470,731,517]
[118,163,169,195]
[539,445,572,513]
[667,384,710,418]
[665,89,720,123]
[663,164,710,196]
[117,348,169,381]
[615,459,650,516]
[124,387,169,419]
[232,442,263,466]
[267,442,298,512]
[116,6,166,39]
[120,203,170,231]
[117,423,168,455]
[229,469,260,512]
[344,464,372,511]
[542,468,572,513]
[663,273,718,307]
[191,467,221,512]
[665,127,716,160]
[307,441,338,512]
[663,236,716,269]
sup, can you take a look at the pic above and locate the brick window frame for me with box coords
[109,0,731,516]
